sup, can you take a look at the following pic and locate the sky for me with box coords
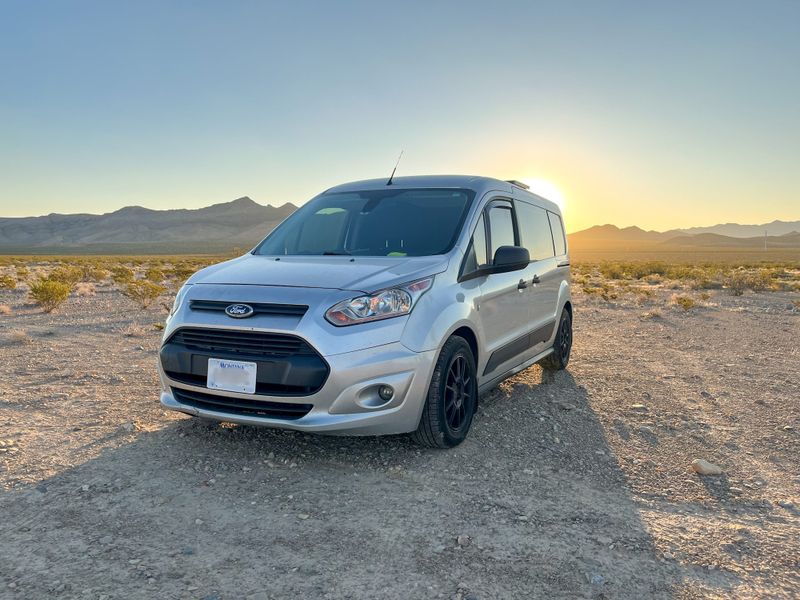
[0,1,798,232]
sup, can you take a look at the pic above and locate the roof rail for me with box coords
[505,180,529,190]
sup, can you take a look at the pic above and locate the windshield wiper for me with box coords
[322,250,351,256]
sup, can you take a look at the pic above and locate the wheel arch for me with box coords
[450,325,479,365]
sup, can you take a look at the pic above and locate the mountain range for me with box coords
[0,198,297,254]
[0,198,798,254]
[567,223,800,252]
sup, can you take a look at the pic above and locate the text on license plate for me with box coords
[207,358,257,394]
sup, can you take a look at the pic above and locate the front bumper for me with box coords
[159,342,437,435]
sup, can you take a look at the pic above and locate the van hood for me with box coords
[189,254,450,293]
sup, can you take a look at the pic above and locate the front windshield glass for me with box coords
[254,188,475,257]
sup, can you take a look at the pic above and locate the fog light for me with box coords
[378,385,394,402]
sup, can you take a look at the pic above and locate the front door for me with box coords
[476,200,531,377]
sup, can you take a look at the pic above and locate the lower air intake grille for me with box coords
[172,387,312,420]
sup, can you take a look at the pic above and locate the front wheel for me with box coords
[412,336,477,448]
[540,308,572,371]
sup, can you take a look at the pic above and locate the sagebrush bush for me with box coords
[145,266,165,283]
[111,266,135,284]
[671,295,696,311]
[80,264,110,282]
[15,266,29,281]
[48,266,83,288]
[0,274,16,290]
[29,279,71,312]
[123,280,166,308]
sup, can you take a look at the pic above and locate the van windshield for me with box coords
[254,188,474,257]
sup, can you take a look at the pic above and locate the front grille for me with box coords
[190,300,308,317]
[172,387,312,420]
[167,328,315,358]
[160,327,329,396]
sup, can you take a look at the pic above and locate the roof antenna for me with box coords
[386,150,404,186]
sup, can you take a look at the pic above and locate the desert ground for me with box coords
[1,258,798,599]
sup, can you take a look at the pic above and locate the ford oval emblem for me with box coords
[224,303,255,319]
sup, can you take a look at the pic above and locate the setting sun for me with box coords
[521,178,566,212]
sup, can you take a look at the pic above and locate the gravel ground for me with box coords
[0,281,798,599]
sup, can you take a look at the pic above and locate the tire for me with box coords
[412,336,478,448]
[540,308,572,371]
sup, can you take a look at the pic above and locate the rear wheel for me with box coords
[412,336,477,448]
[540,308,572,371]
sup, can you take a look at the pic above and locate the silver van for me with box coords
[159,176,572,447]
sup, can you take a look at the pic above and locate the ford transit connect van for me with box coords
[159,176,572,447]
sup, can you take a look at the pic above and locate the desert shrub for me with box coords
[598,263,626,280]
[671,294,696,311]
[15,266,29,281]
[123,280,166,309]
[169,263,198,282]
[145,266,165,283]
[0,274,16,290]
[699,292,711,301]
[48,265,83,288]
[111,266,135,285]
[723,269,775,295]
[80,264,110,282]
[29,279,71,312]
[582,282,618,301]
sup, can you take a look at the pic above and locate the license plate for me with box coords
[207,358,257,394]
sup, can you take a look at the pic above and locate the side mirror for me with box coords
[491,246,530,273]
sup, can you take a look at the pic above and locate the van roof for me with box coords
[323,175,562,214]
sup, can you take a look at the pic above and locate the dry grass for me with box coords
[6,329,32,345]
[74,282,96,297]
[121,323,148,337]
[639,309,662,320]
[575,260,799,298]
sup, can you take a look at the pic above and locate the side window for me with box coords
[487,205,515,261]
[516,202,555,260]
[548,211,567,256]
[462,214,488,274]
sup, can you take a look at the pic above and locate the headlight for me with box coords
[325,277,433,326]
[169,284,192,317]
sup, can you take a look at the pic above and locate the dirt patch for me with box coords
[1,283,798,598]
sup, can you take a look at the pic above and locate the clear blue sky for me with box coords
[1,0,798,231]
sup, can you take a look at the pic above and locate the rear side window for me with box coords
[548,211,567,256]
[487,205,515,259]
[516,201,555,261]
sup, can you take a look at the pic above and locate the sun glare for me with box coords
[521,178,566,211]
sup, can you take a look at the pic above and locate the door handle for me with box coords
[531,274,541,284]
[517,279,528,290]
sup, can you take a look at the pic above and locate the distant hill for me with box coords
[661,231,800,248]
[673,220,800,238]
[568,224,800,253]
[0,198,297,254]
